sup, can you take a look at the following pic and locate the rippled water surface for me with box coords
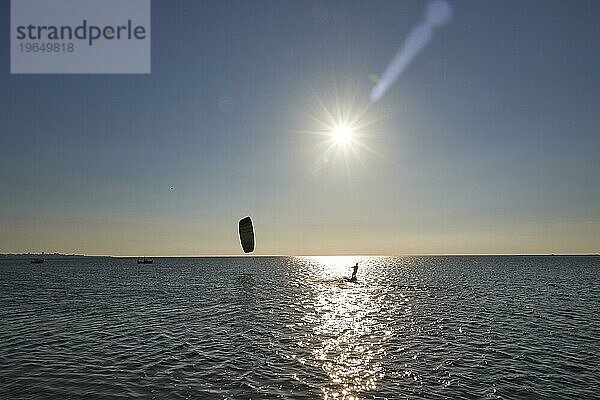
[0,256,598,399]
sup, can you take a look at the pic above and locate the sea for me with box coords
[0,256,598,399]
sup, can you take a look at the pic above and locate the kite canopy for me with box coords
[238,216,255,253]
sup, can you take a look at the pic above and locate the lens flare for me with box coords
[370,0,452,103]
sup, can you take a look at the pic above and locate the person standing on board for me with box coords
[350,263,359,281]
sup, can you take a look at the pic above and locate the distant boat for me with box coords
[30,258,44,264]
[137,258,153,264]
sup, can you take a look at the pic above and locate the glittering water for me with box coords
[0,256,598,399]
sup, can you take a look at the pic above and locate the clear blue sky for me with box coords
[1,0,599,255]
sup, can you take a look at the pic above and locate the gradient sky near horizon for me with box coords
[1,0,599,256]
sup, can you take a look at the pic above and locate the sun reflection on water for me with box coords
[301,257,393,399]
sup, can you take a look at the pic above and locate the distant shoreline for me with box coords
[0,254,92,261]
[1,253,598,260]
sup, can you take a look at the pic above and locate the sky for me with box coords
[1,0,599,256]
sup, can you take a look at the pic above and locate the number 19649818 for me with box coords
[20,42,74,53]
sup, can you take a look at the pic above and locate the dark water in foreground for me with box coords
[0,256,598,399]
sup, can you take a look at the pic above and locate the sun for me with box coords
[331,123,354,145]
[294,81,392,181]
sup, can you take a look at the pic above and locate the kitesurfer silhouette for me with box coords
[350,263,359,282]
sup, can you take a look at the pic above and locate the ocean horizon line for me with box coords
[2,252,599,258]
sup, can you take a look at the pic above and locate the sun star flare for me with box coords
[331,124,354,145]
